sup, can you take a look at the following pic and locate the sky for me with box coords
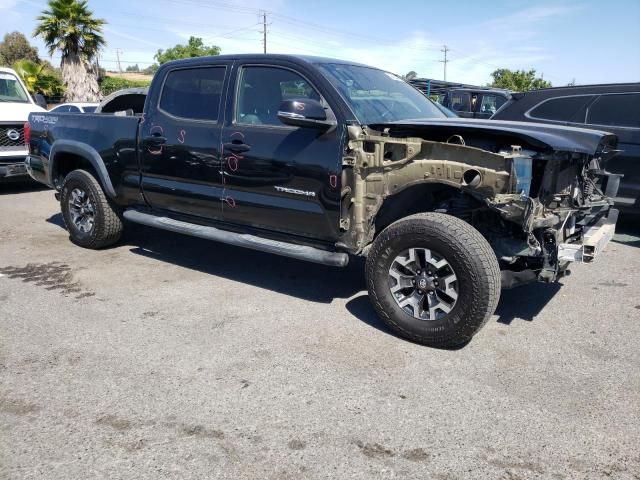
[1,0,639,86]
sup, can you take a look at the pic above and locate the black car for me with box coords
[491,83,640,214]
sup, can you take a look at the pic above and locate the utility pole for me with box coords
[115,48,123,73]
[261,11,267,54]
[439,45,449,81]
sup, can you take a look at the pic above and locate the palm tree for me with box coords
[13,59,65,99]
[34,0,105,102]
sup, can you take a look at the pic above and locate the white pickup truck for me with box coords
[0,67,47,181]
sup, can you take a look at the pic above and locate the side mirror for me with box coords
[34,93,48,110]
[277,99,335,129]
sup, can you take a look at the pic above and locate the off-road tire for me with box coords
[365,213,501,348]
[60,169,123,249]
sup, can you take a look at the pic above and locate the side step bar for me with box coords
[123,209,349,267]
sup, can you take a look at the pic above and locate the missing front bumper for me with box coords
[558,209,619,263]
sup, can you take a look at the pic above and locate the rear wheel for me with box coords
[365,213,501,347]
[60,169,123,249]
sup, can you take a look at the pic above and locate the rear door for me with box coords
[140,63,230,220]
[219,61,343,241]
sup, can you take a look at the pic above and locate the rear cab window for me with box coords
[159,66,226,121]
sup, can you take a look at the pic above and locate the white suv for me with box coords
[0,67,47,181]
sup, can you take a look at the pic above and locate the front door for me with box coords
[140,64,229,220]
[220,63,343,241]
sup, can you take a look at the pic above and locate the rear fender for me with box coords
[49,140,117,198]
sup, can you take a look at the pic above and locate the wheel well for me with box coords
[52,153,99,188]
[374,183,471,234]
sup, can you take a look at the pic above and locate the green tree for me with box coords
[142,63,159,75]
[34,0,106,102]
[13,58,65,98]
[99,76,150,96]
[402,70,417,81]
[0,31,40,66]
[154,36,220,65]
[489,68,551,91]
[125,63,140,72]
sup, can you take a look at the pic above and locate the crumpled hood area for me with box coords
[371,118,617,156]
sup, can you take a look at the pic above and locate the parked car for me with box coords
[49,102,99,113]
[0,67,47,182]
[433,101,458,118]
[95,87,147,114]
[25,54,619,347]
[491,83,640,214]
[439,88,510,119]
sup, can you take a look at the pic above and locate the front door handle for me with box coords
[223,141,250,153]
[143,135,167,146]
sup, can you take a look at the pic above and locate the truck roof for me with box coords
[160,53,372,70]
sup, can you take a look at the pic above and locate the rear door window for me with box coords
[587,93,640,128]
[159,67,225,121]
[449,92,471,112]
[479,94,506,115]
[528,95,594,122]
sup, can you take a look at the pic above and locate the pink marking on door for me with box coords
[227,156,239,172]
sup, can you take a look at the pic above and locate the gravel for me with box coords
[1,183,639,480]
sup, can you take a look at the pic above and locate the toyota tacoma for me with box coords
[25,54,620,347]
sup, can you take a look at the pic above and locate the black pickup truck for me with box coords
[26,54,620,347]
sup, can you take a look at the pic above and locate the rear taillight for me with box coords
[24,122,31,146]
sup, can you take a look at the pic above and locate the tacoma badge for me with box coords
[274,186,316,197]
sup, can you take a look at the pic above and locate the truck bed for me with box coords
[27,112,140,190]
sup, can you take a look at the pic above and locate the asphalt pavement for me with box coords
[1,182,639,480]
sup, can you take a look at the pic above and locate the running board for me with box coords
[123,210,349,267]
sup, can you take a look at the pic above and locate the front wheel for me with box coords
[365,213,501,348]
[60,169,123,249]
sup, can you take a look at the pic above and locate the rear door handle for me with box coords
[223,142,250,153]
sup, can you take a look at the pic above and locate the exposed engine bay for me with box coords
[340,121,621,287]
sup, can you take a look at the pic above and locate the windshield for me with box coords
[0,72,30,103]
[317,63,445,124]
[83,106,97,113]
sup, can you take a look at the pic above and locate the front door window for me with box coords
[236,67,320,126]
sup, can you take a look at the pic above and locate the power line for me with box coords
[261,10,267,54]
[439,45,449,81]
[115,48,123,73]
[17,0,564,82]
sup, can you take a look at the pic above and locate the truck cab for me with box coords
[0,67,47,181]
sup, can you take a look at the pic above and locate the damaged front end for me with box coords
[340,122,621,288]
